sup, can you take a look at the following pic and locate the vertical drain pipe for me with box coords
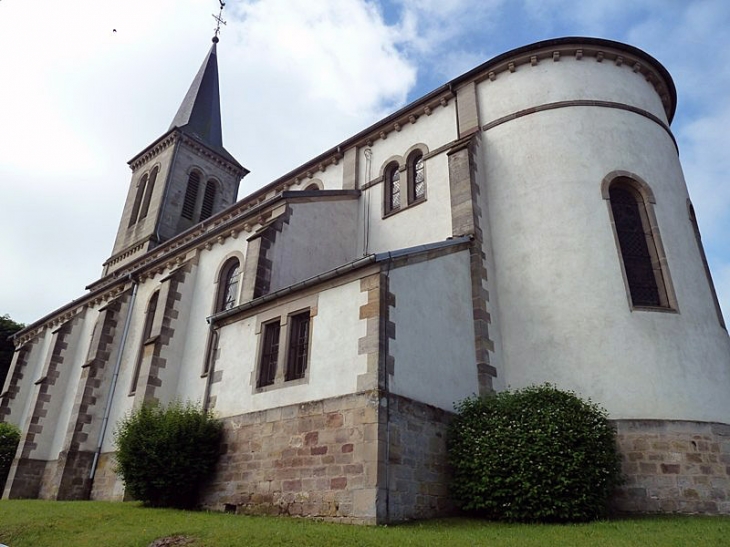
[90,277,139,480]
[363,148,372,256]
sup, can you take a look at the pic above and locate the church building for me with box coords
[2,35,730,522]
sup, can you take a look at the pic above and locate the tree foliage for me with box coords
[0,314,25,390]
[114,401,223,509]
[448,384,622,523]
[0,422,21,494]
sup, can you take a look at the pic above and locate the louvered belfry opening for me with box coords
[181,171,201,220]
[201,180,217,220]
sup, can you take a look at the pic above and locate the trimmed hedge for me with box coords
[114,401,222,509]
[448,384,622,522]
[0,422,21,494]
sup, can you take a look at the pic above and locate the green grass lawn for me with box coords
[0,500,729,547]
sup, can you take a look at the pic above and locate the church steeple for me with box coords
[168,38,237,165]
[104,37,247,276]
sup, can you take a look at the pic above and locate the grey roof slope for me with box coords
[169,39,240,166]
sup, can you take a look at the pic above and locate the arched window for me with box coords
[689,201,726,328]
[128,174,148,227]
[304,183,321,191]
[408,152,425,203]
[200,179,217,221]
[130,291,159,394]
[139,166,159,221]
[217,258,240,312]
[181,171,201,220]
[385,163,401,213]
[607,177,673,309]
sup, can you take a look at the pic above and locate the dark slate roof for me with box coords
[169,39,240,166]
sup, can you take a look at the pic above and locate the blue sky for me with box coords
[0,0,728,325]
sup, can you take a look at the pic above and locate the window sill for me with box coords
[631,305,678,314]
[254,375,309,393]
[383,196,427,219]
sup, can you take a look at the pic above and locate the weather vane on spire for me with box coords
[212,0,226,42]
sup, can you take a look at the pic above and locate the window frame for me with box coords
[383,161,402,215]
[688,200,726,329]
[406,150,426,205]
[129,290,160,395]
[285,310,310,381]
[216,257,241,312]
[602,172,677,312]
[138,166,159,221]
[381,145,428,218]
[200,179,218,221]
[252,296,317,392]
[181,170,202,221]
[128,173,148,227]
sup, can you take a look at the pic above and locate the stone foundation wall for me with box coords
[38,451,96,500]
[386,394,455,521]
[613,420,730,514]
[201,391,382,524]
[90,452,124,501]
[3,458,46,499]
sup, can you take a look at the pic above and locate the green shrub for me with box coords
[448,384,622,523]
[0,422,21,493]
[114,401,223,509]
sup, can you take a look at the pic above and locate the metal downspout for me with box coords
[381,254,393,523]
[90,277,139,480]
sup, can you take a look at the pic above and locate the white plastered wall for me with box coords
[477,57,730,422]
[357,104,458,255]
[173,239,250,402]
[387,250,478,411]
[211,277,368,418]
[478,56,669,127]
[47,310,97,457]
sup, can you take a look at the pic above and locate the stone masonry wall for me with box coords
[613,420,730,514]
[90,452,124,501]
[201,390,383,524]
[2,458,46,499]
[386,394,455,521]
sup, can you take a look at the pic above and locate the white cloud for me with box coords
[0,0,418,324]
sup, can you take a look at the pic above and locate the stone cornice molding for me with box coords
[128,129,247,178]
[86,190,361,295]
[467,44,673,120]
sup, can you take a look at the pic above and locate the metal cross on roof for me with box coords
[213,1,227,39]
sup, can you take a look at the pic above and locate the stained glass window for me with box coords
[388,165,401,211]
[218,259,240,312]
[609,185,660,307]
[412,154,425,201]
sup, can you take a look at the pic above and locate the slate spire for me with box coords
[169,37,235,162]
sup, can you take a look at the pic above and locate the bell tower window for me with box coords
[128,174,148,227]
[181,171,201,220]
[139,166,159,221]
[201,179,217,221]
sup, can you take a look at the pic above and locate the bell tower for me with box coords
[103,36,247,276]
